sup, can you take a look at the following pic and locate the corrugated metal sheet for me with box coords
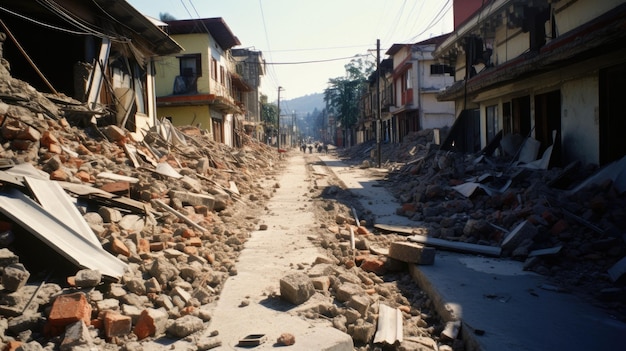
[0,189,127,279]
[374,303,404,345]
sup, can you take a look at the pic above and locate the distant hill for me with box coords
[279,92,324,116]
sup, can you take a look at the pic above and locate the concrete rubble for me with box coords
[338,130,626,321]
[0,43,451,351]
[0,52,289,350]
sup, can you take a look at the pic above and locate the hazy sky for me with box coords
[127,0,453,107]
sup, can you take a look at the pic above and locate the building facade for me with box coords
[387,34,456,142]
[0,0,182,141]
[435,0,626,167]
[155,18,248,147]
[231,48,266,141]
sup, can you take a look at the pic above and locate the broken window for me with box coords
[430,64,454,76]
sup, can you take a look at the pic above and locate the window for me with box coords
[211,58,218,81]
[430,64,454,76]
[486,105,499,142]
[220,66,225,84]
[179,54,201,77]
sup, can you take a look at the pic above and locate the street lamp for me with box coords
[277,86,283,151]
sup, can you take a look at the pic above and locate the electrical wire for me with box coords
[266,54,367,66]
[257,0,281,93]
[0,6,88,36]
[404,0,453,43]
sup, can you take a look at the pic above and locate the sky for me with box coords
[127,0,454,107]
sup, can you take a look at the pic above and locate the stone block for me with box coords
[311,276,330,292]
[2,263,30,292]
[169,190,216,210]
[359,257,386,275]
[134,308,168,340]
[104,311,132,338]
[47,293,92,334]
[60,321,93,351]
[279,272,315,305]
[335,282,363,302]
[74,269,101,288]
[388,241,435,265]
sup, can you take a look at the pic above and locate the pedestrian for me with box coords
[323,143,328,154]
[308,145,312,153]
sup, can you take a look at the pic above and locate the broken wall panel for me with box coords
[0,189,127,279]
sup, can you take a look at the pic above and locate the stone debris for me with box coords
[0,50,284,350]
[338,130,626,321]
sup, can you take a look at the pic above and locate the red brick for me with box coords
[3,340,22,351]
[360,257,386,275]
[356,226,369,235]
[99,181,130,195]
[137,238,150,253]
[104,311,132,338]
[150,242,166,252]
[40,130,59,147]
[50,169,69,181]
[111,237,130,257]
[187,237,202,247]
[75,170,91,182]
[183,246,198,255]
[133,308,168,339]
[47,293,92,333]
[550,219,569,235]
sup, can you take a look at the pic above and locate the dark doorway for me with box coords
[535,90,561,166]
[599,65,626,165]
[511,96,531,137]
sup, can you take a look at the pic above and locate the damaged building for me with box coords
[436,0,626,168]
[0,0,182,140]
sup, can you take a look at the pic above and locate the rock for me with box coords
[59,321,94,351]
[276,333,296,346]
[279,272,315,305]
[167,315,204,338]
[74,269,101,288]
[2,263,30,292]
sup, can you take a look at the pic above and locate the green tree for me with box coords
[260,94,278,137]
[324,57,374,137]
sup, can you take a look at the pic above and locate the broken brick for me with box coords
[47,293,92,335]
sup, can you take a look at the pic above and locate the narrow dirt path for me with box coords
[203,152,352,350]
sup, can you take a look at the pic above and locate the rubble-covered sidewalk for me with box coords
[338,130,626,322]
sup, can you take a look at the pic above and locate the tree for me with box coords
[159,13,177,21]
[324,57,374,141]
[260,94,278,139]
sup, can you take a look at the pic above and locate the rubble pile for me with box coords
[0,58,285,349]
[339,129,626,321]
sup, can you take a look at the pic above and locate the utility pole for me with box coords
[277,86,283,151]
[376,39,382,168]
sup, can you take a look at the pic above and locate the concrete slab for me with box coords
[411,252,626,350]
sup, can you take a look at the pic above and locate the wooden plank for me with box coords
[408,234,501,257]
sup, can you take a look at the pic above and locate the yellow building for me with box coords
[155,18,250,147]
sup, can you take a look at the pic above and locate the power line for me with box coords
[267,44,372,53]
[266,54,367,65]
